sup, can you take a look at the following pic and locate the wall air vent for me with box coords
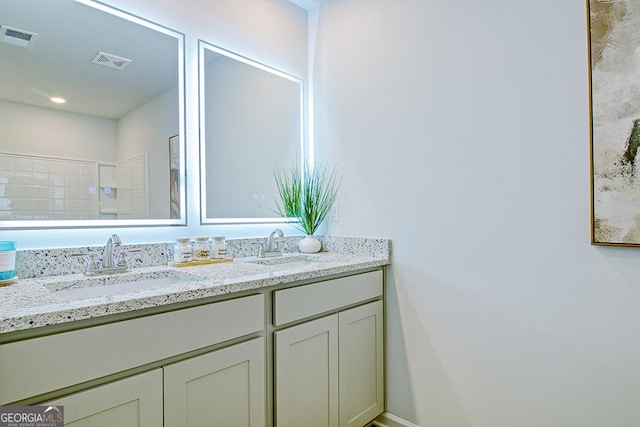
[0,25,38,49]
[91,51,132,70]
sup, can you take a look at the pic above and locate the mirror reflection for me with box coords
[0,0,185,227]
[199,41,303,223]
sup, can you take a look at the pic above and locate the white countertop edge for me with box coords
[0,253,389,335]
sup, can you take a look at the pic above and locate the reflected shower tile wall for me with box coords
[0,156,12,220]
[60,158,99,219]
[117,154,148,218]
[0,153,99,220]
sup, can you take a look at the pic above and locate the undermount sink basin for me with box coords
[244,254,316,265]
[45,269,206,301]
[242,254,326,272]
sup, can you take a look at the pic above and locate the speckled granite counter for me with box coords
[0,237,391,335]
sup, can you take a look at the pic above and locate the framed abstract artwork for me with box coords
[589,0,640,245]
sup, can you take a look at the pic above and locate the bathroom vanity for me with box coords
[0,0,384,424]
[0,238,390,427]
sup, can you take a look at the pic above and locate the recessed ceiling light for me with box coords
[50,97,66,104]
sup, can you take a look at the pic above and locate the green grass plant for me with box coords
[274,161,339,235]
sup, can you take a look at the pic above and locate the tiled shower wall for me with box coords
[116,153,148,219]
[0,153,99,220]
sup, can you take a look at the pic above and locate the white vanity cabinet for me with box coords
[275,314,339,427]
[41,338,265,427]
[273,270,384,427]
[164,337,265,427]
[338,301,384,427]
[0,267,386,427]
[0,294,265,427]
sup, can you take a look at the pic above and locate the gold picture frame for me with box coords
[589,0,640,246]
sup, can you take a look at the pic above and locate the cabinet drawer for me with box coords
[273,270,382,326]
[0,294,264,404]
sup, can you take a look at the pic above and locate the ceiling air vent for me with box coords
[91,51,132,70]
[0,25,38,49]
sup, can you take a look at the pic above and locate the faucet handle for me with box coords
[116,252,128,268]
[272,238,283,254]
[84,254,97,275]
[118,249,140,269]
[111,234,122,245]
[251,241,266,258]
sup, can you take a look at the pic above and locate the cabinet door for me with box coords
[275,315,338,427]
[339,301,384,427]
[42,369,163,427]
[164,337,265,427]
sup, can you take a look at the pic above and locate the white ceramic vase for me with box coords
[298,235,321,253]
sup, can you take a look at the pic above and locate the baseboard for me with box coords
[371,412,420,427]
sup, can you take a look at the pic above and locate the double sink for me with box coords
[46,255,324,301]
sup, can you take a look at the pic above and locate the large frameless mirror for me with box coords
[0,0,186,228]
[199,40,303,224]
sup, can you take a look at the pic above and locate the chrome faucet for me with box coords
[84,234,128,276]
[266,229,284,252]
[257,229,284,257]
[102,234,122,268]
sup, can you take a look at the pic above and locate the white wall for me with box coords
[315,0,640,426]
[204,55,301,218]
[0,0,308,248]
[118,87,178,218]
[0,99,117,162]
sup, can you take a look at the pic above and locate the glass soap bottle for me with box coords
[193,236,211,261]
[173,237,192,263]
[211,236,227,259]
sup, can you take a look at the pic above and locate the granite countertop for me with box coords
[0,251,389,335]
